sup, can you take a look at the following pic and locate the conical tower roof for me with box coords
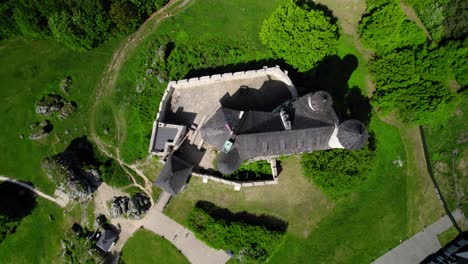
[307,91,333,111]
[337,120,368,150]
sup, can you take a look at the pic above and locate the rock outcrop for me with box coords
[109,193,151,219]
[36,94,75,119]
[29,120,53,140]
[41,137,101,203]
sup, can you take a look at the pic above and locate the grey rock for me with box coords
[19,134,24,139]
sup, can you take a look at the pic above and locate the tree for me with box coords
[301,147,373,199]
[359,2,426,54]
[369,44,463,125]
[110,1,141,34]
[259,0,339,72]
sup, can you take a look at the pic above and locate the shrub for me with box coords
[188,206,285,263]
[259,0,339,72]
[370,43,464,125]
[359,2,426,54]
[226,160,272,181]
[301,147,374,199]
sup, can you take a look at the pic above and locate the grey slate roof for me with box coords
[154,155,193,196]
[152,126,179,152]
[217,126,335,174]
[200,90,368,175]
[96,229,117,252]
[337,120,368,150]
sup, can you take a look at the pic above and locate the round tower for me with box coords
[337,120,368,150]
[307,91,333,111]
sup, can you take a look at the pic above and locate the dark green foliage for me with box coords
[259,0,339,72]
[370,43,465,124]
[226,160,272,181]
[0,215,18,244]
[99,159,132,188]
[61,228,101,264]
[406,0,467,41]
[1,0,169,50]
[301,147,374,199]
[359,2,426,54]
[188,206,285,263]
[110,1,141,34]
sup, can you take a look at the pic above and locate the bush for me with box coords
[188,206,285,263]
[406,0,467,41]
[301,147,374,199]
[359,2,426,54]
[370,43,464,124]
[226,160,272,181]
[99,159,132,188]
[259,0,339,72]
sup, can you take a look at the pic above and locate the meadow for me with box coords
[121,229,189,264]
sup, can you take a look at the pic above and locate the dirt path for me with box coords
[88,0,192,200]
[0,176,68,207]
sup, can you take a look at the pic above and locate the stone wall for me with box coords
[168,66,297,98]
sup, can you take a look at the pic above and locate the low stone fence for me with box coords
[192,172,278,191]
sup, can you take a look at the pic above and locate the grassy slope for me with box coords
[121,230,189,264]
[0,199,67,263]
[0,37,121,194]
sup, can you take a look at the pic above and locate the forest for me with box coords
[0,0,168,50]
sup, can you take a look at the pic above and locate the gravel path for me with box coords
[108,205,231,264]
[0,175,68,207]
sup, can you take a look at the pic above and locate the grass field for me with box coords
[0,36,122,262]
[0,37,122,194]
[438,226,459,247]
[121,229,188,264]
[0,199,67,263]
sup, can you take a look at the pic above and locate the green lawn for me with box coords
[438,226,459,247]
[0,37,122,194]
[0,199,67,263]
[121,229,189,264]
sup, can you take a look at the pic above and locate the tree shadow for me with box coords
[0,181,37,221]
[195,200,288,232]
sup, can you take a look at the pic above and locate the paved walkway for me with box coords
[154,191,172,212]
[110,205,231,264]
[0,175,68,207]
[372,209,465,264]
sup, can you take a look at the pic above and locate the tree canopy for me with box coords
[0,0,169,50]
[259,0,338,72]
[301,147,374,199]
[370,43,465,124]
[358,2,426,54]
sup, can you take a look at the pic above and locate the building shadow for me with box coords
[183,54,371,125]
[219,79,292,112]
[195,200,288,232]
